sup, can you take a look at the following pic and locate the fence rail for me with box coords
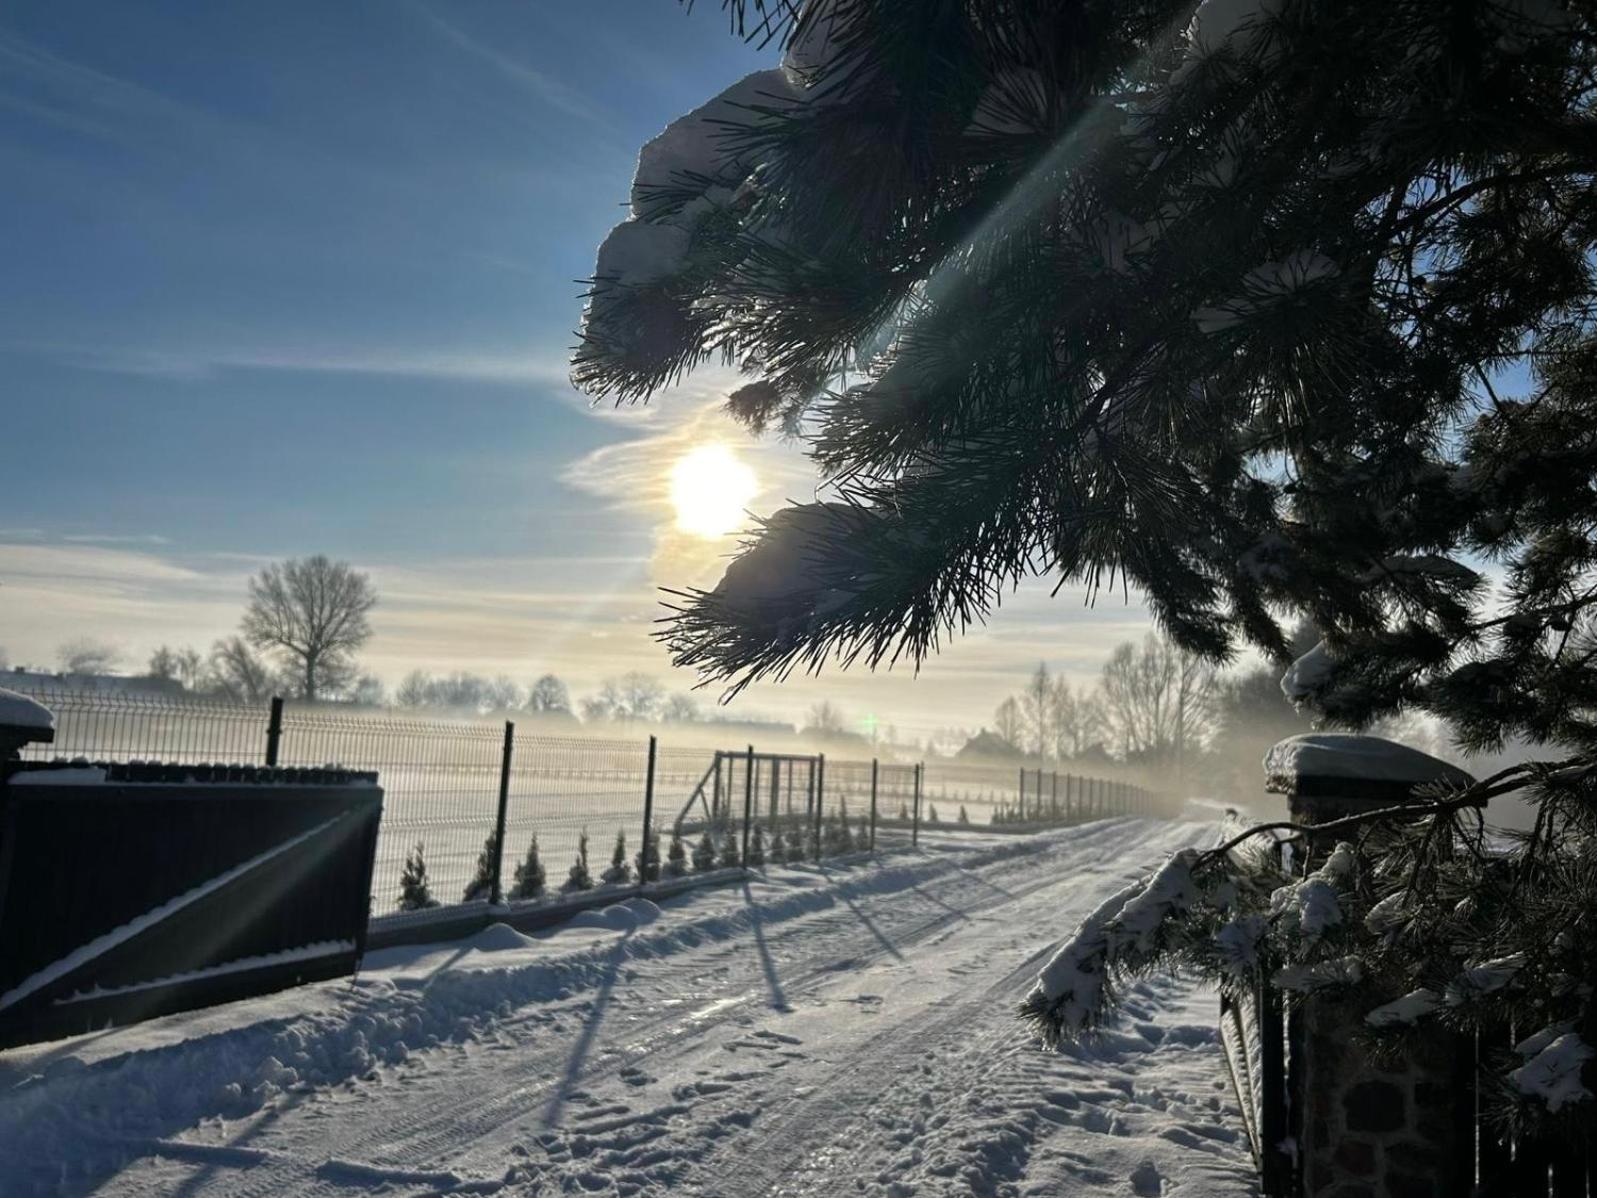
[10,686,1163,916]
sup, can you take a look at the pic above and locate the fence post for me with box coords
[1051,770,1059,821]
[741,744,755,869]
[640,734,657,886]
[813,754,826,860]
[1017,767,1025,821]
[265,696,284,766]
[869,758,878,851]
[489,720,514,904]
[912,762,922,845]
[1265,734,1477,1198]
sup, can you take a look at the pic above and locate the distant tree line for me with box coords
[967,629,1319,792]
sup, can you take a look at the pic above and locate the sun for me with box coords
[669,444,759,539]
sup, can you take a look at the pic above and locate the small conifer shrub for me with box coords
[692,830,717,873]
[665,828,689,876]
[398,842,439,911]
[636,829,661,883]
[561,829,593,894]
[462,828,502,903]
[601,829,632,885]
[509,834,546,900]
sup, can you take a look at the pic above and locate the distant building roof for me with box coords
[957,729,1023,760]
[6,667,186,699]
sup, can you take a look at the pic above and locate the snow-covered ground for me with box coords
[0,817,1256,1197]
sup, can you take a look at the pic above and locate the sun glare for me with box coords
[669,444,759,539]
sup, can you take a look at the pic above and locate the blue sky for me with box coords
[0,1,1155,738]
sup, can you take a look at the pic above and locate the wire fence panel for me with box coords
[13,688,271,769]
[920,760,1016,827]
[504,735,653,901]
[820,757,876,853]
[874,762,920,845]
[4,687,1167,921]
[274,707,507,911]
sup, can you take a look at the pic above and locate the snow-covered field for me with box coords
[0,817,1256,1197]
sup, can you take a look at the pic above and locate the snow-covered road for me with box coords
[1,818,1257,1197]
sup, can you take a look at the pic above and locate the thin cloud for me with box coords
[406,2,616,133]
[23,340,580,390]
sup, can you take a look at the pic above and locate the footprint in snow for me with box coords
[1130,1159,1165,1195]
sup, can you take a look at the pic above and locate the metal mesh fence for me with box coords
[503,735,652,906]
[16,688,271,768]
[5,686,1164,917]
[275,706,507,911]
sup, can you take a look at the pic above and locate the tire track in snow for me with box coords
[150,823,1153,1196]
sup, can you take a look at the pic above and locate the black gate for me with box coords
[0,760,382,1048]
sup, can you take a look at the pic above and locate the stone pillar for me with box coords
[1263,734,1474,1198]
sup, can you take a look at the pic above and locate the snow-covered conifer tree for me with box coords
[748,825,767,867]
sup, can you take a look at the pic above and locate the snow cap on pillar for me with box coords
[1264,733,1473,809]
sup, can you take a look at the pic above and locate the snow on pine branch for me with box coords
[1018,851,1202,1046]
[1512,1025,1595,1114]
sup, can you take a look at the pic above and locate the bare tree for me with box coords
[803,700,849,737]
[241,556,377,702]
[1051,677,1109,758]
[57,638,120,676]
[1099,634,1218,766]
[210,637,274,703]
[395,670,433,708]
[483,675,523,712]
[149,644,208,691]
[527,674,571,713]
[147,645,181,682]
[1021,662,1053,758]
[581,672,666,722]
[349,674,387,707]
[662,693,700,722]
[993,696,1024,749]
